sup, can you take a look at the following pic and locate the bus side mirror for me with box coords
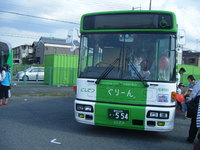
[177,30,186,45]
[176,47,182,53]
[66,28,80,52]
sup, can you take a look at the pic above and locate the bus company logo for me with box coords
[158,88,169,92]
[81,88,95,93]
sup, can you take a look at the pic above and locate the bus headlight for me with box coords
[76,104,84,111]
[147,111,169,119]
[149,112,159,118]
[159,112,169,119]
[84,105,93,112]
[76,104,93,112]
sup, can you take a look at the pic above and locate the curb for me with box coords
[12,93,75,97]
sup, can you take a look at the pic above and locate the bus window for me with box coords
[79,34,121,79]
[79,33,176,82]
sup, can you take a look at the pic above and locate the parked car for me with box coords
[16,67,44,81]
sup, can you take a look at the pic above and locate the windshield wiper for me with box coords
[128,58,149,87]
[95,58,119,84]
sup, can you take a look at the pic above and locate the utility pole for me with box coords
[149,0,152,10]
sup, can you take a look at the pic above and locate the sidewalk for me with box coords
[11,86,75,97]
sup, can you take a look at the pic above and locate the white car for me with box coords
[16,67,44,81]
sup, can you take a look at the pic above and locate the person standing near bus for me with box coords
[0,64,11,106]
[183,88,193,118]
[176,83,185,111]
[193,101,200,149]
[176,68,186,106]
[186,78,200,143]
[177,67,186,85]
[187,75,196,90]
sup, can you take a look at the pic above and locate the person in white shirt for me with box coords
[177,67,186,85]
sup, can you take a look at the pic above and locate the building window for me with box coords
[189,58,195,63]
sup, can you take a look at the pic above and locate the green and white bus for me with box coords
[75,10,180,131]
[0,41,13,69]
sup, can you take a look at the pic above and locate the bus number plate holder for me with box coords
[108,109,129,121]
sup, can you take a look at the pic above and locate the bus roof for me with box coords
[0,41,12,54]
[82,10,176,16]
[80,10,177,33]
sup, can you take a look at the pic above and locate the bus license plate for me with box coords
[108,109,129,121]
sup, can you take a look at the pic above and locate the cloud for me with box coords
[0,0,200,50]
[31,0,131,24]
[151,0,200,50]
[0,27,71,47]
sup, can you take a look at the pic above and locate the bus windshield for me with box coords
[78,33,176,82]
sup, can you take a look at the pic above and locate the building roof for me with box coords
[39,37,79,46]
[183,50,200,56]
[32,41,38,47]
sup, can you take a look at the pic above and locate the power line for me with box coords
[0,33,40,39]
[0,10,79,25]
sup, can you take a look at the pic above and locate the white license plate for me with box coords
[108,109,129,120]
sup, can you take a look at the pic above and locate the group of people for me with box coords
[177,68,200,149]
[0,64,11,106]
[128,49,172,81]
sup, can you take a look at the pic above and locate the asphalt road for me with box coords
[0,96,194,150]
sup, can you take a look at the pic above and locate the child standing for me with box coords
[176,83,185,111]
[0,64,11,106]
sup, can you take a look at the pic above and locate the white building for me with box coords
[13,44,34,64]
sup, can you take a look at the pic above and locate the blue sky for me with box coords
[0,0,200,51]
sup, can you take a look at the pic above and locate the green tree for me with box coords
[22,57,29,64]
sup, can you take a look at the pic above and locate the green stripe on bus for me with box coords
[95,103,145,130]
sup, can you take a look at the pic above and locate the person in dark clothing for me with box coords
[186,79,200,143]
[179,67,186,74]
[193,102,200,149]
